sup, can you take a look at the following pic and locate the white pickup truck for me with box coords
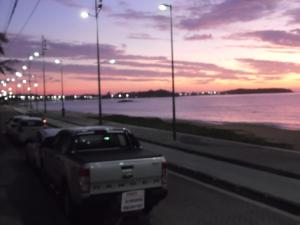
[40,126,167,218]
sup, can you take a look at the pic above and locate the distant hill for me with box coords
[221,88,293,95]
[113,89,177,98]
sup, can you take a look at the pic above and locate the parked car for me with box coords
[25,128,61,169]
[5,115,30,137]
[16,116,48,143]
[40,126,168,218]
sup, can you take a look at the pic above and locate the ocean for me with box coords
[40,92,300,130]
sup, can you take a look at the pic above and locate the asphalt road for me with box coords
[0,105,299,225]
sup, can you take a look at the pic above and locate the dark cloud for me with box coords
[5,34,124,59]
[184,34,213,41]
[231,29,300,47]
[179,0,280,30]
[285,7,300,24]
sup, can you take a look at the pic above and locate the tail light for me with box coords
[79,167,90,193]
[161,160,167,188]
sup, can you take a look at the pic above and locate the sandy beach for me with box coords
[179,119,300,151]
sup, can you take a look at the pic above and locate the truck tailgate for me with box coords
[88,157,163,195]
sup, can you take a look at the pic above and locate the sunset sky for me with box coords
[1,0,300,95]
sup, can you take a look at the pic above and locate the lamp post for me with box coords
[159,3,177,140]
[23,52,40,111]
[33,82,39,112]
[54,59,65,117]
[81,0,103,125]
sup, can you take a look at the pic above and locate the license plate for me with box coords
[121,190,145,212]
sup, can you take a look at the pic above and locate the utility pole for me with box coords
[41,36,47,113]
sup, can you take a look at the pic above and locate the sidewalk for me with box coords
[13,107,300,213]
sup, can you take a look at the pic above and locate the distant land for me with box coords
[220,88,293,95]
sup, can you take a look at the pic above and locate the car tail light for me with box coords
[161,160,167,188]
[79,167,90,193]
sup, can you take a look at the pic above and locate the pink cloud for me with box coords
[184,34,213,41]
[238,58,300,75]
[231,29,300,47]
[179,0,281,30]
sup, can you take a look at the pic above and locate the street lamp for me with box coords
[159,3,177,140]
[81,0,103,125]
[54,59,65,117]
[15,72,22,78]
[33,52,40,57]
[108,59,116,64]
[33,82,39,111]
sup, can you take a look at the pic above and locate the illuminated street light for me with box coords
[158,4,168,11]
[15,72,23,77]
[80,0,103,125]
[29,55,34,61]
[34,83,38,88]
[17,84,22,88]
[22,65,28,71]
[80,11,89,19]
[6,78,10,82]
[22,80,27,84]
[33,52,40,57]
[27,87,31,91]
[108,59,116,64]
[159,3,177,140]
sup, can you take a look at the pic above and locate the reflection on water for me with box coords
[42,92,300,130]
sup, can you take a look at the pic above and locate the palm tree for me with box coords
[0,32,17,74]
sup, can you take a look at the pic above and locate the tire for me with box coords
[62,187,79,223]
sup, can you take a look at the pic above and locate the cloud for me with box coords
[110,9,169,30]
[285,7,300,24]
[49,0,91,8]
[179,0,281,30]
[127,33,160,40]
[238,58,300,75]
[231,29,300,47]
[5,34,258,86]
[5,34,124,59]
[184,34,213,41]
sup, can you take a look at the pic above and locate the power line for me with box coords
[15,0,41,36]
[1,0,14,32]
[6,0,42,50]
[4,0,19,34]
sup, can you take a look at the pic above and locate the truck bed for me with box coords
[69,148,162,163]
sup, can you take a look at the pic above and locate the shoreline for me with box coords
[14,107,300,151]
[58,110,300,151]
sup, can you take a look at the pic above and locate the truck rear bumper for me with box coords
[80,188,168,213]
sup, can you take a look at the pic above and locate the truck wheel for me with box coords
[63,188,79,222]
